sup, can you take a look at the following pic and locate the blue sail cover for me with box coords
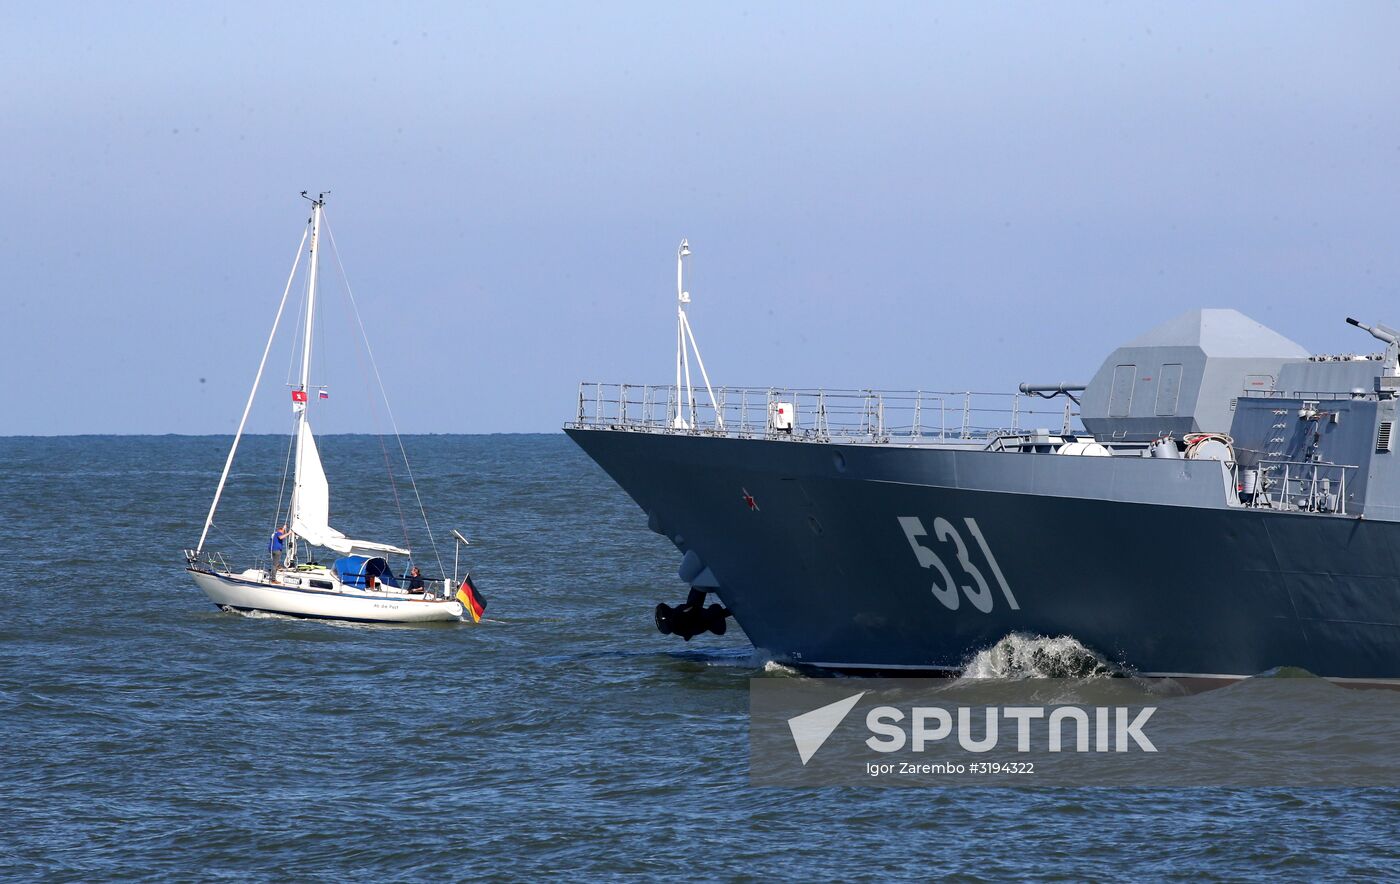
[332,555,398,589]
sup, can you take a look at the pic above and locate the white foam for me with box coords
[745,647,804,676]
[960,632,1116,680]
[761,659,803,677]
[230,608,290,620]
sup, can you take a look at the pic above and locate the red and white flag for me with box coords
[291,390,308,403]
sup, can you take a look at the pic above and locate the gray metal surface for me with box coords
[1078,308,1310,441]
[567,309,1400,679]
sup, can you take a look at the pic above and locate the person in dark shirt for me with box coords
[269,526,288,566]
[406,566,426,593]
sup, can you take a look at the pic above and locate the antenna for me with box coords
[673,239,722,430]
[451,529,471,586]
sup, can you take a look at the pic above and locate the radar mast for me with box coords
[673,239,721,430]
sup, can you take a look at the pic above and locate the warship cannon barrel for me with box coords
[1346,317,1399,344]
[1019,382,1087,403]
[1018,383,1087,394]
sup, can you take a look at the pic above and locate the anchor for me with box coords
[655,587,730,641]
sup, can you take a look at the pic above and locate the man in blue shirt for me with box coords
[269,525,288,566]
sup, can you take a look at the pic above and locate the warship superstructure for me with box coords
[568,305,1400,682]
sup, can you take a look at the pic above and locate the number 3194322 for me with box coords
[897,516,1018,613]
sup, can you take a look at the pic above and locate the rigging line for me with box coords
[377,407,413,554]
[196,224,309,554]
[323,221,413,557]
[321,212,447,581]
[337,250,413,557]
[343,267,413,554]
[328,217,416,564]
[271,414,298,562]
[350,309,411,556]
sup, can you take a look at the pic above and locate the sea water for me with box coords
[1,435,1397,879]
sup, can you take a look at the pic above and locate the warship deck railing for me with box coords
[569,383,1082,445]
[1236,459,1360,515]
[1240,389,1376,401]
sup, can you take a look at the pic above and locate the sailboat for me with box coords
[185,194,471,624]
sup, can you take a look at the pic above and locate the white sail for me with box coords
[291,420,410,556]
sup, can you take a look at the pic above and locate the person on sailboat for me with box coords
[406,566,425,593]
[269,525,288,564]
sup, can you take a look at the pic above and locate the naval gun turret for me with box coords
[1345,316,1399,344]
[1077,309,1311,442]
[1346,317,1400,379]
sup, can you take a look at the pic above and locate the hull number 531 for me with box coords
[897,516,1018,613]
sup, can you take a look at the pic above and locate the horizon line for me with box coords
[0,430,571,439]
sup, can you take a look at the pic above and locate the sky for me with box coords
[3,1,1398,434]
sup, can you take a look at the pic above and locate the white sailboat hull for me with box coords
[187,198,483,628]
[189,569,465,624]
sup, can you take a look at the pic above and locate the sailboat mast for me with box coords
[287,194,325,566]
[300,197,323,398]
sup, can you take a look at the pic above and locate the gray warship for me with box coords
[568,272,1400,682]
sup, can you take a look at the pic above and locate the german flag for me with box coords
[456,574,486,623]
